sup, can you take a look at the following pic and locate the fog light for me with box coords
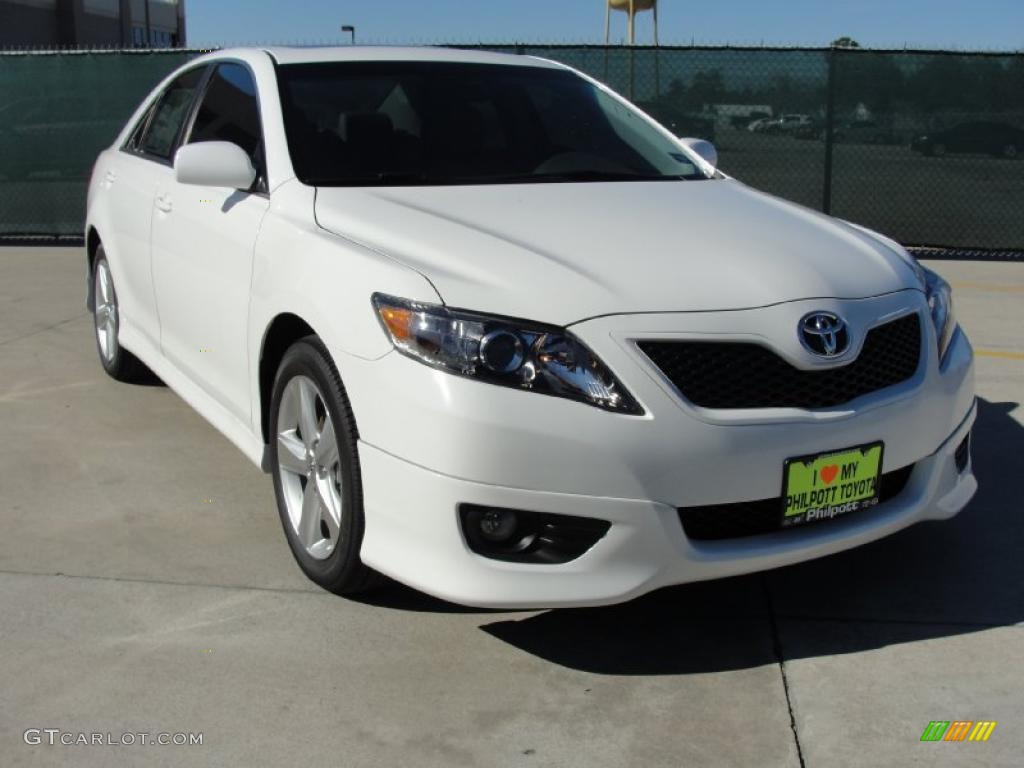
[478,507,518,543]
[459,504,611,564]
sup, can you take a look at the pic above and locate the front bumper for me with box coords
[340,291,976,608]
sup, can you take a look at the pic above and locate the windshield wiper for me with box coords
[307,169,699,187]
[525,170,688,183]
[307,171,445,187]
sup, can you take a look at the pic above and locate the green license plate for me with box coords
[781,442,884,528]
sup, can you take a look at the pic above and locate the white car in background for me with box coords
[85,47,976,608]
[764,113,814,134]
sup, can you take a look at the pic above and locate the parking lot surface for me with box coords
[1,247,1021,767]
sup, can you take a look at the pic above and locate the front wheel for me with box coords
[269,337,381,595]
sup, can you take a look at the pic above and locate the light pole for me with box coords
[341,25,356,44]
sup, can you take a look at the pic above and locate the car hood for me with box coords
[314,178,920,326]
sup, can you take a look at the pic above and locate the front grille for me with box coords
[678,464,915,541]
[638,313,922,410]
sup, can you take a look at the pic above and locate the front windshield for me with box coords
[276,61,708,186]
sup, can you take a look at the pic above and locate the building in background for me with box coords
[0,0,186,48]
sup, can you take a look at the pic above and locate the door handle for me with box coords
[155,194,173,213]
[104,170,116,184]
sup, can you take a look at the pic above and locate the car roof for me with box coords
[257,45,565,70]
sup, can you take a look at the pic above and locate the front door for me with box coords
[150,62,269,425]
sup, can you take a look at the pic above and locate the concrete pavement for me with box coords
[0,247,1021,766]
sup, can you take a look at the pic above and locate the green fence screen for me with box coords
[0,50,196,237]
[1,46,1022,251]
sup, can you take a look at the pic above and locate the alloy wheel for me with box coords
[94,259,118,363]
[275,375,344,560]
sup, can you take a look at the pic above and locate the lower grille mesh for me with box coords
[678,464,915,541]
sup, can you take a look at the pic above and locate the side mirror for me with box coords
[680,138,718,171]
[174,141,256,190]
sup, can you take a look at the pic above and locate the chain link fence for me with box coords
[1,45,1022,255]
[0,49,196,239]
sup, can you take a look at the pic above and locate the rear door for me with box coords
[103,66,206,349]
[149,62,270,424]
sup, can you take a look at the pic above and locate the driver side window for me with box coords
[187,63,265,189]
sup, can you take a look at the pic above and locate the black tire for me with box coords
[268,336,382,595]
[931,143,947,158]
[91,247,151,383]
[1002,144,1019,159]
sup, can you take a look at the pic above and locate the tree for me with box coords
[833,52,906,114]
[831,37,861,49]
[688,69,726,109]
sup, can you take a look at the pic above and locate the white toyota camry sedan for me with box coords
[85,47,976,608]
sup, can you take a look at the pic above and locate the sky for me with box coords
[187,0,1024,51]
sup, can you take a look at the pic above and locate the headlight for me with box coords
[372,293,642,414]
[919,265,956,362]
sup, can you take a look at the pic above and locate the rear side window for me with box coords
[139,67,205,160]
[125,101,156,151]
[188,63,263,169]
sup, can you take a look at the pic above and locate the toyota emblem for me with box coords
[799,312,850,357]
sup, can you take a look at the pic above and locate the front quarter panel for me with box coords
[249,180,442,427]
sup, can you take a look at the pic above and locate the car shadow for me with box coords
[133,370,167,387]
[353,580,501,614]
[364,398,1021,675]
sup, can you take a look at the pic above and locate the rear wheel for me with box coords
[931,143,947,158]
[269,337,381,595]
[1002,143,1019,159]
[92,247,149,382]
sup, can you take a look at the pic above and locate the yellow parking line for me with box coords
[975,348,1024,360]
[951,281,1024,293]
